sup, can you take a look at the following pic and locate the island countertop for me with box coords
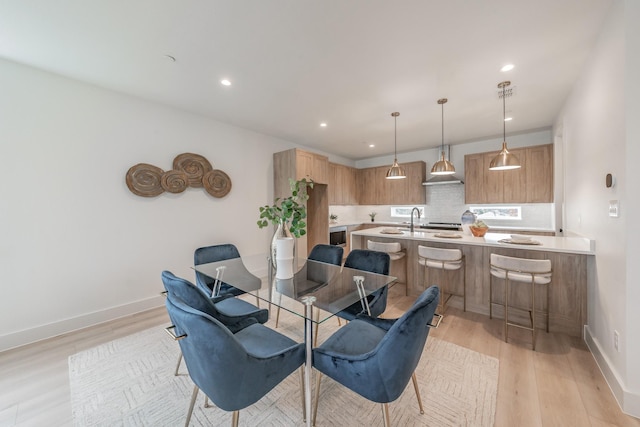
[350,226,595,255]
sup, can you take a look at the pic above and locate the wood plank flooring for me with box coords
[1,286,638,426]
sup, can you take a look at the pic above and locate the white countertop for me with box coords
[351,226,595,255]
[331,221,555,233]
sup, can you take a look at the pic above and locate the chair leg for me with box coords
[184,385,199,427]
[312,372,323,426]
[174,353,183,376]
[204,395,211,408]
[504,277,510,344]
[275,293,282,328]
[411,372,425,414]
[231,410,239,427]
[531,279,536,351]
[300,367,306,422]
[381,403,391,427]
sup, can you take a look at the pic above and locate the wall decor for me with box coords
[125,153,231,198]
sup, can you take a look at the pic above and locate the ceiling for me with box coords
[0,0,613,160]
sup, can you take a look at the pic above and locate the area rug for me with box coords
[69,311,498,426]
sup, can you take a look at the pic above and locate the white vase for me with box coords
[275,237,295,279]
[271,220,294,268]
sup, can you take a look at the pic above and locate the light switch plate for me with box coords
[609,200,619,217]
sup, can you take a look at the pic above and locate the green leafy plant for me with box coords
[257,178,314,238]
[330,213,338,221]
[369,212,377,220]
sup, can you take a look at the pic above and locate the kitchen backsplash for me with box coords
[329,184,555,230]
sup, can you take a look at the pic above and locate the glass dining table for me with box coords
[193,256,396,427]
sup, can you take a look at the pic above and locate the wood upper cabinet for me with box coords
[274,148,328,198]
[329,162,357,205]
[356,161,426,205]
[464,144,553,204]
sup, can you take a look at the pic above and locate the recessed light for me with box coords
[369,144,375,148]
[220,79,231,86]
[320,123,327,127]
[501,64,514,72]
[504,117,513,122]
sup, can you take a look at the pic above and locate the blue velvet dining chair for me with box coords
[194,244,261,304]
[161,270,268,376]
[164,294,306,427]
[274,244,344,329]
[338,249,391,320]
[312,286,440,427]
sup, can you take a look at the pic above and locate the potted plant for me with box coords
[330,213,338,223]
[369,212,377,222]
[257,178,314,266]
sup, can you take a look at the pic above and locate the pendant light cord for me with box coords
[394,114,398,159]
[441,101,445,152]
[502,84,506,140]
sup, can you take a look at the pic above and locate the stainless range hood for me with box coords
[422,174,464,186]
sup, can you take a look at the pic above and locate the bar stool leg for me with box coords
[531,278,536,351]
[504,277,509,344]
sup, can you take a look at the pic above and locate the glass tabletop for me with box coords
[193,257,396,323]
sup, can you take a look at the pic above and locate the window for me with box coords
[390,206,425,218]
[469,206,521,220]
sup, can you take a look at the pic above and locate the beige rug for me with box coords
[69,309,498,426]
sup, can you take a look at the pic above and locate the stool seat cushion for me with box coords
[490,254,551,284]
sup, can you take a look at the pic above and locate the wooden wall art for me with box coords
[126,153,232,198]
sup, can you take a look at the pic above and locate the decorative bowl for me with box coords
[469,226,489,237]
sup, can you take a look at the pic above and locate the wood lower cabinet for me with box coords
[464,144,553,204]
[356,161,426,205]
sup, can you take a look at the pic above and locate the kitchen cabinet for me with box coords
[464,144,552,204]
[328,162,357,205]
[356,161,426,205]
[273,148,329,256]
[275,148,328,191]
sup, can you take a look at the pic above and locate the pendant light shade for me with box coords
[431,98,456,175]
[489,81,521,171]
[386,112,406,179]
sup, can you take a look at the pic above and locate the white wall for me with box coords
[0,58,304,351]
[555,0,639,416]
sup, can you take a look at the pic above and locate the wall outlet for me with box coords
[614,330,620,352]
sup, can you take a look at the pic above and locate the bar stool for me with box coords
[367,240,407,295]
[489,254,552,351]
[418,246,465,313]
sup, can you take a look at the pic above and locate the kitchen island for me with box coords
[351,227,595,337]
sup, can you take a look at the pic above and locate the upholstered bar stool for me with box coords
[417,245,465,313]
[367,240,407,295]
[489,254,552,351]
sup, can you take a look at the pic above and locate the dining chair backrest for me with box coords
[308,244,343,266]
[194,244,254,296]
[344,249,390,275]
[162,270,231,323]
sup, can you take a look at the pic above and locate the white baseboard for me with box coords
[0,295,165,353]
[584,325,640,419]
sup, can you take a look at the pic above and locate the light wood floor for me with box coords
[1,286,639,427]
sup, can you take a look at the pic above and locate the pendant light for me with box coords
[489,81,521,170]
[386,112,406,179]
[430,98,456,175]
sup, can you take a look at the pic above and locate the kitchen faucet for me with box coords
[410,207,421,233]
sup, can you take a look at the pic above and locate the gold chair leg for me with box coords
[381,403,391,427]
[300,367,306,422]
[275,293,282,328]
[185,385,199,427]
[231,410,239,427]
[411,372,425,414]
[204,395,211,408]
[174,353,183,376]
[312,372,323,426]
